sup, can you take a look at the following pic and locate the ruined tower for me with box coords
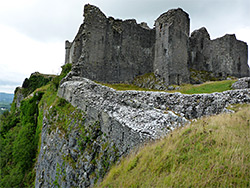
[189,27,249,78]
[66,4,155,83]
[154,8,190,85]
[64,4,249,87]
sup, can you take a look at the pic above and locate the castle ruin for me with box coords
[65,4,249,86]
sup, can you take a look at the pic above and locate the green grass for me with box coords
[99,79,236,94]
[0,64,72,187]
[97,104,250,187]
[176,80,236,94]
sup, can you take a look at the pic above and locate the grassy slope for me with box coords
[176,80,236,94]
[0,64,72,187]
[98,104,250,187]
[100,79,236,94]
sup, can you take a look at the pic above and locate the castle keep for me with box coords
[65,4,249,86]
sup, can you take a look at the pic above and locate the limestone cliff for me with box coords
[33,76,250,187]
[2,69,249,188]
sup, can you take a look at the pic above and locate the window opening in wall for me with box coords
[201,38,204,50]
[237,57,241,72]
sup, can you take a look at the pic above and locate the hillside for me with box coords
[1,4,250,187]
[0,66,249,187]
[99,103,250,187]
[0,65,71,187]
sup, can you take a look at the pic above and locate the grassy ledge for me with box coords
[97,104,250,187]
[99,79,236,94]
[176,79,236,94]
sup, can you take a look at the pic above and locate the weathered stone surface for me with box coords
[154,8,190,85]
[65,4,155,83]
[232,77,250,89]
[36,76,250,188]
[189,27,250,79]
[13,87,25,108]
[35,104,119,188]
[65,4,249,87]
[59,77,250,121]
[58,77,189,145]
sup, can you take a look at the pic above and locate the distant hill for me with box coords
[0,92,14,114]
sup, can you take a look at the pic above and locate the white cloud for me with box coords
[0,24,64,93]
[0,0,83,41]
[0,0,249,93]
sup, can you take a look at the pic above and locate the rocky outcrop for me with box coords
[35,108,119,187]
[58,77,189,149]
[13,72,54,108]
[60,77,250,120]
[232,77,250,89]
[35,77,250,187]
[13,87,25,108]
[36,77,189,188]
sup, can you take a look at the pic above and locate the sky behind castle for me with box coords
[0,0,249,93]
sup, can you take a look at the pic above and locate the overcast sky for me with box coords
[0,0,249,94]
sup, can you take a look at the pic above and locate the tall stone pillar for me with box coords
[154,8,190,85]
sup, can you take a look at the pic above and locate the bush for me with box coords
[52,63,72,89]
[21,73,52,97]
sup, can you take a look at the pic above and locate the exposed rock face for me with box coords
[59,78,250,121]
[58,77,189,150]
[35,77,250,187]
[65,4,249,87]
[35,109,119,188]
[232,77,250,89]
[13,87,25,108]
[189,27,250,78]
[154,8,190,85]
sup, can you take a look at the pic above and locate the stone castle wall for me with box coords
[65,5,155,83]
[65,4,249,86]
[154,8,190,85]
[189,27,249,78]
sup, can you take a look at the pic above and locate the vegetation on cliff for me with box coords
[98,104,250,187]
[0,64,71,187]
[0,63,248,187]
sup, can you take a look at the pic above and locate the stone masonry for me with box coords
[154,8,190,85]
[65,5,155,83]
[65,4,249,86]
[189,27,249,79]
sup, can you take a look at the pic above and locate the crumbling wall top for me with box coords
[83,4,107,23]
[156,8,189,24]
[190,27,210,40]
